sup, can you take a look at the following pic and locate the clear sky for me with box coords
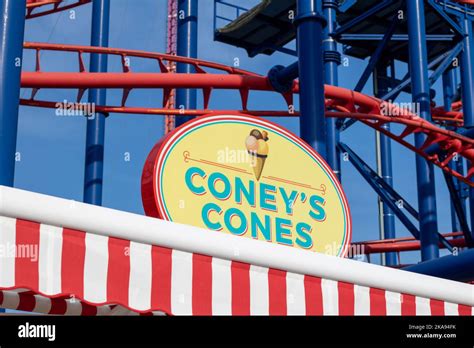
[15,0,458,265]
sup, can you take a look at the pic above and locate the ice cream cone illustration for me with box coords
[245,129,269,181]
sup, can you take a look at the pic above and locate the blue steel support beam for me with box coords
[339,0,356,12]
[442,68,467,233]
[457,15,474,240]
[407,0,440,261]
[404,249,474,282]
[454,155,469,231]
[341,48,447,132]
[443,69,460,231]
[333,0,392,37]
[436,0,474,19]
[439,69,470,246]
[338,143,421,240]
[434,0,474,20]
[0,0,27,187]
[459,16,474,127]
[458,15,474,238]
[429,42,463,86]
[354,16,400,93]
[323,0,341,180]
[470,182,474,244]
[382,49,457,102]
[427,0,464,36]
[0,0,26,313]
[338,143,418,219]
[83,0,110,206]
[296,0,327,159]
[175,0,198,127]
[443,171,473,247]
[442,68,456,112]
[374,64,397,266]
[339,142,454,252]
[339,34,455,41]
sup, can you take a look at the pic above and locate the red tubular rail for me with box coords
[21,72,273,90]
[352,233,466,254]
[19,43,474,187]
[21,1,469,128]
[354,239,466,254]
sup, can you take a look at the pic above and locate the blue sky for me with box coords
[15,0,458,265]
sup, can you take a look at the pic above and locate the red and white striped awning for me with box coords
[0,186,473,315]
[0,288,114,315]
[0,288,165,315]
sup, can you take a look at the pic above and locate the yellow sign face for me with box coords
[142,114,352,257]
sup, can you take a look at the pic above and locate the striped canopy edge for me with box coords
[0,186,472,316]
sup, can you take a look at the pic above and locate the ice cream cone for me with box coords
[246,129,269,181]
[252,155,267,181]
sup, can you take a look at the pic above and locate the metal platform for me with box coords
[214,0,296,57]
[336,0,463,62]
[214,0,463,62]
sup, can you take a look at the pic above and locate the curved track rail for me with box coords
[19,43,474,187]
[26,0,91,19]
[432,102,464,126]
[21,1,471,127]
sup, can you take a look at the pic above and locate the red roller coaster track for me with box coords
[26,0,91,19]
[353,232,467,255]
[18,42,474,187]
[23,0,470,127]
[432,102,464,125]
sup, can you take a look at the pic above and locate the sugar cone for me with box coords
[252,156,267,181]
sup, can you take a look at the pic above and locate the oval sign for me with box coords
[142,114,351,257]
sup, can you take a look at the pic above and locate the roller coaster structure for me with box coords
[1,0,474,284]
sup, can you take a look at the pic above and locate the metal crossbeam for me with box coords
[434,0,474,18]
[429,42,464,85]
[428,0,465,34]
[339,142,454,252]
[342,39,464,132]
[354,15,401,93]
[340,34,456,41]
[443,167,474,247]
[334,0,394,37]
[338,142,421,238]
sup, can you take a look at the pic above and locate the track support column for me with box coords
[442,68,456,113]
[459,15,474,128]
[406,0,439,261]
[175,0,198,127]
[323,0,341,179]
[83,0,110,205]
[0,0,27,187]
[296,0,327,159]
[458,15,474,236]
[374,64,397,266]
[443,68,467,232]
